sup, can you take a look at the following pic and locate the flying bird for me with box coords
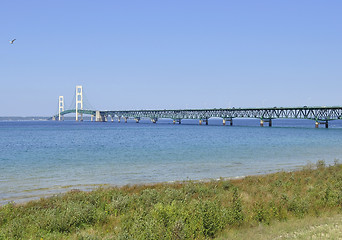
[10,39,16,44]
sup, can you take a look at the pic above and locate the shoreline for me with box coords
[1,161,341,239]
[1,164,307,206]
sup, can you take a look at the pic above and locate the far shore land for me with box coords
[1,160,341,239]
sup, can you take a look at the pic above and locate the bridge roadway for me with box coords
[53,106,342,128]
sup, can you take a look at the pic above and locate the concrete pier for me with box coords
[223,118,233,126]
[315,120,329,128]
[135,117,140,123]
[151,118,158,123]
[95,111,106,122]
[173,119,181,124]
[199,119,208,125]
[260,119,272,127]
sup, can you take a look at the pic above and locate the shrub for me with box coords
[231,187,244,224]
[252,202,271,224]
[287,196,308,218]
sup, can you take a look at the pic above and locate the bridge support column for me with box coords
[118,117,121,123]
[315,120,329,128]
[151,118,158,123]
[124,117,128,123]
[91,115,94,122]
[261,119,272,127]
[135,117,140,123]
[111,115,114,122]
[95,111,106,122]
[223,118,233,126]
[173,119,181,124]
[199,119,202,125]
[205,118,208,125]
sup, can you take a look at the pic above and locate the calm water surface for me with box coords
[1,119,342,204]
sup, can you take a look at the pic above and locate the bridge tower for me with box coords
[75,85,83,121]
[58,96,64,121]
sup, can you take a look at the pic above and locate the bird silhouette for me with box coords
[10,39,16,44]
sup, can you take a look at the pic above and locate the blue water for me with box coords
[1,118,342,205]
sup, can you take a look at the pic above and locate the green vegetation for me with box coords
[1,161,342,239]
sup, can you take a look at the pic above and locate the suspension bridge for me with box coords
[52,86,342,128]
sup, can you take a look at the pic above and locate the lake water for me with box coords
[1,118,342,205]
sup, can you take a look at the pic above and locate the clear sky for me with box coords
[1,1,341,116]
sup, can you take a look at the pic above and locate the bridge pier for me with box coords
[118,117,121,123]
[135,117,140,123]
[124,117,128,123]
[173,119,181,124]
[95,111,107,122]
[199,119,209,125]
[151,118,158,123]
[91,115,94,122]
[315,120,329,128]
[223,118,233,126]
[260,119,272,127]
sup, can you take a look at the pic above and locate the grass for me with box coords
[216,212,342,239]
[0,160,342,239]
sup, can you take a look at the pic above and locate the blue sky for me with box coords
[1,1,341,116]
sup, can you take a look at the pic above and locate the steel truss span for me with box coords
[53,107,342,128]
